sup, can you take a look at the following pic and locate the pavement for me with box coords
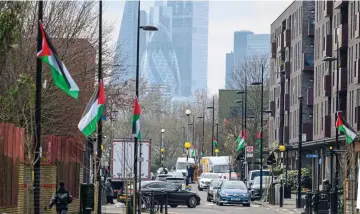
[102,184,304,214]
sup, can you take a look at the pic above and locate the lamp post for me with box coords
[323,53,339,214]
[185,109,191,142]
[198,110,205,158]
[235,90,245,180]
[161,129,165,167]
[184,142,191,185]
[296,96,303,208]
[207,96,215,156]
[133,1,158,212]
[279,145,286,207]
[251,64,265,198]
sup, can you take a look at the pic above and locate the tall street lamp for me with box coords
[250,64,266,199]
[198,110,205,158]
[323,54,339,213]
[133,1,158,212]
[207,96,215,156]
[235,90,246,179]
[161,129,165,167]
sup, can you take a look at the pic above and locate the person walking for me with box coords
[48,181,73,214]
[187,165,194,184]
[105,178,115,204]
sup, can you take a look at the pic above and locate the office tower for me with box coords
[225,52,234,89]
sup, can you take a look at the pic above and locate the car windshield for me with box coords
[201,173,219,178]
[253,176,271,184]
[222,181,246,190]
[212,165,230,173]
[251,171,270,180]
[176,162,188,170]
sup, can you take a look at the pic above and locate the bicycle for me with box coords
[140,193,160,213]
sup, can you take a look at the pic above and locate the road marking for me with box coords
[205,203,216,206]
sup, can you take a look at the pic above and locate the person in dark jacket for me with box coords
[187,165,194,184]
[49,181,73,214]
[105,178,114,204]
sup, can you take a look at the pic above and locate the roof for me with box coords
[176,157,195,162]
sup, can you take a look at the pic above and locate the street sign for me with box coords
[247,146,254,153]
[246,153,253,158]
[306,154,319,158]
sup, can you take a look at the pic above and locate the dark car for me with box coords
[216,180,250,206]
[156,174,172,181]
[140,181,200,208]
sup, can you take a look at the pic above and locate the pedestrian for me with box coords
[105,178,115,204]
[48,181,73,214]
[187,165,194,184]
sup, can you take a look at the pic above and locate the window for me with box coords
[148,183,161,188]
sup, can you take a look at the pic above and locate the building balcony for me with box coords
[284,29,291,47]
[307,19,314,37]
[285,62,290,79]
[324,115,331,137]
[306,87,314,106]
[303,53,314,71]
[354,59,360,84]
[284,94,290,111]
[334,0,346,9]
[334,24,348,50]
[303,122,313,141]
[270,101,275,117]
[271,41,276,58]
[322,35,332,58]
[339,67,348,91]
[284,126,289,144]
[324,0,333,17]
[277,33,284,53]
[323,74,331,97]
[355,13,360,39]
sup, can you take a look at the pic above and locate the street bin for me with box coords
[284,184,291,198]
[80,183,94,214]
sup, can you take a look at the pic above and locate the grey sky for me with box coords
[103,0,292,95]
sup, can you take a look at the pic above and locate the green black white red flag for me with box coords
[132,97,141,139]
[257,129,262,152]
[78,80,105,136]
[37,22,79,99]
[237,130,246,151]
[212,136,218,148]
[336,112,357,144]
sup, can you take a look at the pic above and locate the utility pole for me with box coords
[34,1,43,213]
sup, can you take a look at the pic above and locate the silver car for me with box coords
[207,179,222,202]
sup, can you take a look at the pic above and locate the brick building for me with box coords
[269,1,315,152]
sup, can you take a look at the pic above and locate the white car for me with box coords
[198,173,220,191]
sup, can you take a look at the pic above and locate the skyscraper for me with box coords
[191,1,209,93]
[113,1,147,84]
[225,52,234,89]
[226,31,270,89]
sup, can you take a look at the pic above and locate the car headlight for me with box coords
[201,180,205,183]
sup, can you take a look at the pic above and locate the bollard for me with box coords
[165,193,168,214]
[279,180,283,207]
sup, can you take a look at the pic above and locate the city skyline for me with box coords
[103,0,292,94]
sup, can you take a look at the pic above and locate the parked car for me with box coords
[207,179,222,202]
[141,181,201,208]
[249,176,271,200]
[156,174,172,181]
[216,180,250,206]
[247,170,272,187]
[198,173,220,191]
[165,176,186,190]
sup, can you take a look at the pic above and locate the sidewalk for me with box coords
[253,194,304,214]
[102,202,180,214]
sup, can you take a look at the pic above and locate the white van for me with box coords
[175,157,195,177]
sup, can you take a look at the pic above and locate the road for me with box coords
[102,184,301,214]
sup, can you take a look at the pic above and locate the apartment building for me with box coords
[269,1,315,149]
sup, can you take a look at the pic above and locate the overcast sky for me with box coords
[102,0,293,95]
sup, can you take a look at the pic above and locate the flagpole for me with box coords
[97,1,103,213]
[260,64,263,199]
[34,1,43,213]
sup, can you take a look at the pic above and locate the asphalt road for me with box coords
[102,184,301,214]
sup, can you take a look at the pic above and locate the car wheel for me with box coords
[187,196,198,208]
[207,195,211,202]
[219,202,223,206]
[243,203,250,207]
[198,187,203,191]
[170,205,178,208]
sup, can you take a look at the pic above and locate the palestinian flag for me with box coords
[212,136,218,147]
[235,130,243,145]
[132,97,141,139]
[78,80,105,136]
[191,148,196,158]
[336,113,357,144]
[237,130,246,151]
[37,22,79,99]
[257,129,262,152]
